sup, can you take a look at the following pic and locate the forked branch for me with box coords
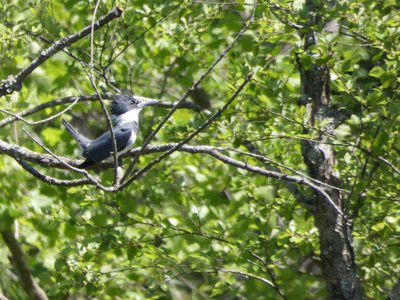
[0,7,123,97]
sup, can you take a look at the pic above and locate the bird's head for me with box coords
[111,92,157,116]
[110,92,158,126]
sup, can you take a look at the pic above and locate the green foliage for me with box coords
[0,0,399,299]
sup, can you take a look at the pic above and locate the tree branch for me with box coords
[0,97,80,126]
[0,136,331,191]
[104,2,183,69]
[0,135,344,209]
[0,95,98,128]
[214,268,276,290]
[0,138,77,168]
[1,229,48,300]
[242,140,314,209]
[16,159,92,187]
[206,147,342,214]
[121,69,257,188]
[0,289,9,300]
[0,94,208,128]
[0,7,124,97]
[22,128,112,191]
[122,0,257,180]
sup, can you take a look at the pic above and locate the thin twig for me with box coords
[0,134,345,204]
[215,267,275,288]
[23,27,104,77]
[0,97,79,125]
[121,69,257,188]
[269,4,303,29]
[0,7,123,96]
[0,95,98,128]
[104,2,182,69]
[87,1,120,186]
[0,94,207,128]
[246,251,287,299]
[22,128,113,191]
[206,149,343,215]
[16,159,92,187]
[121,0,258,182]
[90,0,102,75]
[229,146,349,193]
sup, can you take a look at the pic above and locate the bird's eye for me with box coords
[130,98,138,105]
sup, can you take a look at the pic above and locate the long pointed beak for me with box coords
[138,99,158,108]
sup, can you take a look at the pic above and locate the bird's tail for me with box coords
[61,119,91,149]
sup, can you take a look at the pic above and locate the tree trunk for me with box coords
[298,1,363,298]
[1,230,49,300]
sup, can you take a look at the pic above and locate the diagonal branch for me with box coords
[122,0,257,180]
[16,159,92,187]
[242,140,313,209]
[0,136,345,207]
[0,94,208,128]
[21,128,113,191]
[0,138,78,168]
[0,7,123,97]
[104,1,183,69]
[206,148,342,215]
[214,268,275,289]
[0,97,80,126]
[1,229,48,300]
[0,95,98,128]
[120,69,256,187]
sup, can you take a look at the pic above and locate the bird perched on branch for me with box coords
[62,92,157,168]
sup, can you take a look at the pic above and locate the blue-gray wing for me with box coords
[82,126,132,163]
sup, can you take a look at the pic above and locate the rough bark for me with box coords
[298,0,363,298]
[388,280,400,300]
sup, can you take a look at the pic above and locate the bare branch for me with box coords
[1,229,48,300]
[123,0,258,179]
[0,95,98,128]
[0,138,77,168]
[104,2,183,69]
[205,148,343,215]
[121,69,257,186]
[16,159,92,187]
[237,142,349,194]
[376,156,400,176]
[246,251,287,300]
[0,94,208,128]
[242,140,314,209]
[0,7,124,97]
[0,135,345,207]
[22,128,113,191]
[214,268,275,289]
[269,4,303,29]
[85,1,122,185]
[0,97,79,126]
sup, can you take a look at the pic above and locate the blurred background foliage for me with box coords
[0,0,399,299]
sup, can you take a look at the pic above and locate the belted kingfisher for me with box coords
[62,92,157,168]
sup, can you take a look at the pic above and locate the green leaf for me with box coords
[334,124,352,139]
[91,213,107,227]
[42,127,62,147]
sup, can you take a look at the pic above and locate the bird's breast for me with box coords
[118,129,137,156]
[126,129,137,147]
